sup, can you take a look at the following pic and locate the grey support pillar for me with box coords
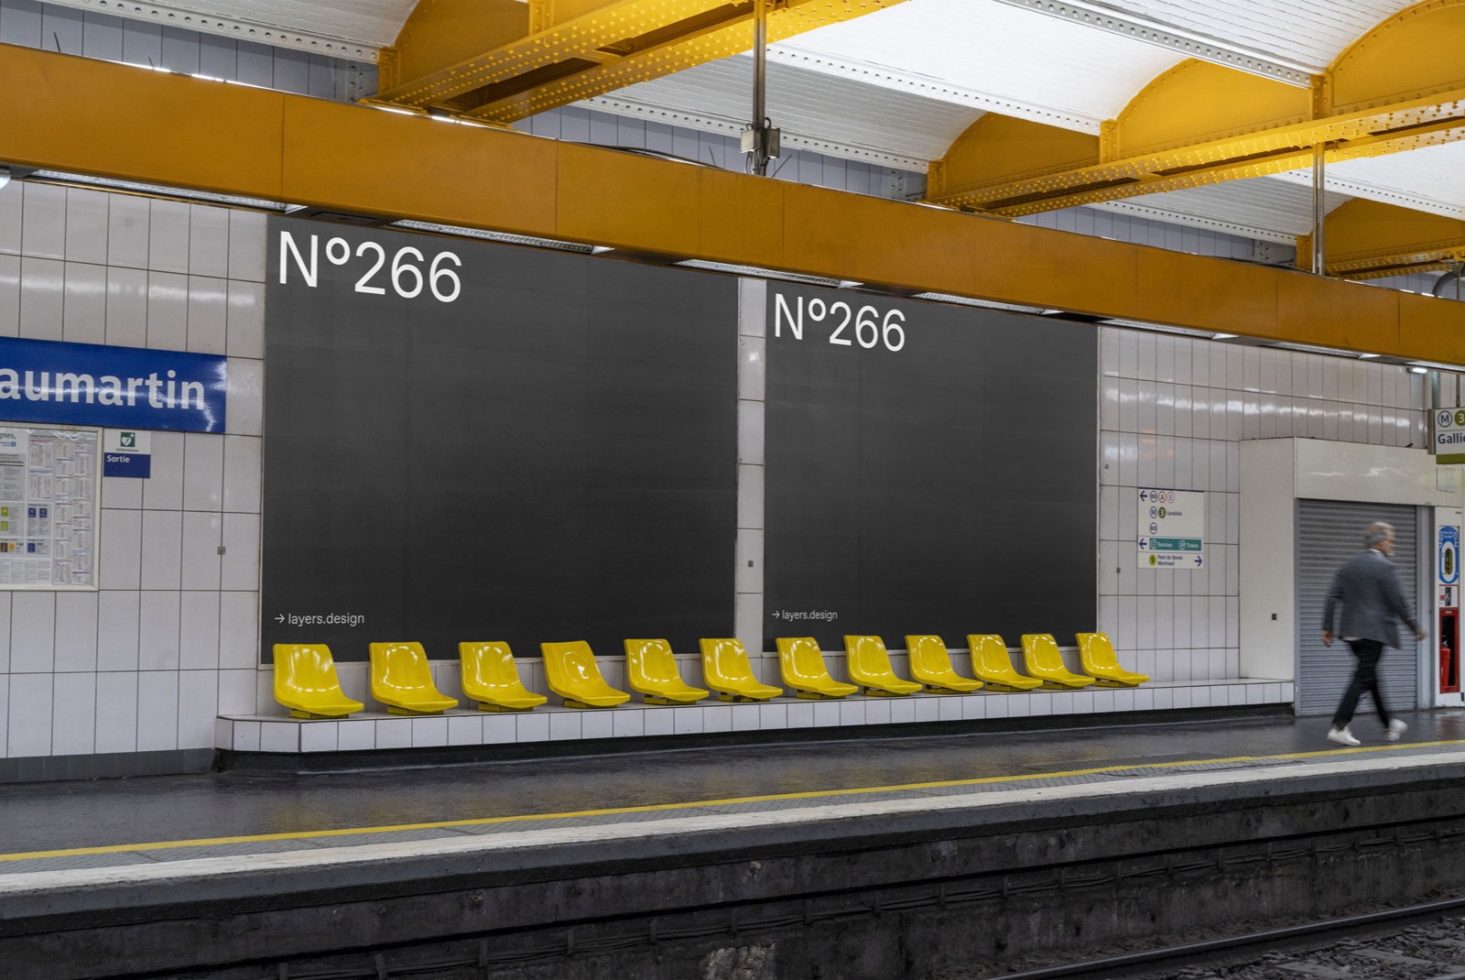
[736,278,767,653]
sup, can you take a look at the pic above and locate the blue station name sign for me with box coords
[0,337,226,433]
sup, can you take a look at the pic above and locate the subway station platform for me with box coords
[9,707,1465,978]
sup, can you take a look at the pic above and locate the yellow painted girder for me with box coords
[377,0,908,124]
[1299,199,1465,279]
[0,44,1461,362]
[932,0,1465,216]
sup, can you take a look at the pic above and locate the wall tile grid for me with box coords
[0,179,264,758]
[1098,326,1447,683]
[0,0,376,101]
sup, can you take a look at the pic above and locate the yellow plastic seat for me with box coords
[624,638,710,705]
[843,635,922,697]
[966,634,1043,692]
[459,641,547,711]
[699,638,783,702]
[272,644,364,719]
[1076,632,1150,687]
[369,642,460,714]
[905,635,984,693]
[775,637,858,700]
[1020,634,1097,690]
[540,641,631,708]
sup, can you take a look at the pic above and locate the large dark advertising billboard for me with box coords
[763,284,1097,649]
[262,218,737,660]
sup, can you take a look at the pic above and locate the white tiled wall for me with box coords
[0,179,263,759]
[1098,326,1437,683]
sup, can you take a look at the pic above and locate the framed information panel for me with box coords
[0,424,100,589]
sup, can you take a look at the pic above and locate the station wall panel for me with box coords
[762,284,1099,649]
[261,218,738,660]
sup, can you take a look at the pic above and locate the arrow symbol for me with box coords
[274,614,285,623]
[1140,490,1149,501]
[1138,538,1147,549]
[1194,556,1204,566]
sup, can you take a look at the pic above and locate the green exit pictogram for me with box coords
[120,431,136,448]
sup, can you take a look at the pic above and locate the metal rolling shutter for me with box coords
[1297,500,1420,717]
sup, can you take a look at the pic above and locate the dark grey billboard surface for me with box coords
[764,284,1097,650]
[262,218,737,661]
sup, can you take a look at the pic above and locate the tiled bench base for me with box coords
[217,678,1294,754]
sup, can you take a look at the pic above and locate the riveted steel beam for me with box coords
[375,0,908,124]
[1300,199,1465,279]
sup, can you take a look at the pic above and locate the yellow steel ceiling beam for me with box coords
[375,0,908,124]
[1,44,1461,362]
[930,0,1465,216]
[1298,199,1465,280]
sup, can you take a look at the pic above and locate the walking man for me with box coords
[1322,521,1425,746]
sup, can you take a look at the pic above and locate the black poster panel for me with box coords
[262,218,737,661]
[764,285,1097,651]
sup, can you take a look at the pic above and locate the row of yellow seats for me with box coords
[273,633,1145,719]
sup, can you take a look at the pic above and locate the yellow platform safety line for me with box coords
[2,740,1457,865]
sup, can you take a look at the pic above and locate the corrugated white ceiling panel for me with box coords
[41,0,413,55]
[602,54,980,167]
[1094,176,1349,242]
[772,0,1183,132]
[1096,0,1417,72]
[1270,143,1465,221]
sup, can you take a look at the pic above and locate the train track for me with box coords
[993,899,1465,979]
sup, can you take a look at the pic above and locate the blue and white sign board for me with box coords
[0,424,100,588]
[0,336,226,433]
[103,429,152,478]
[1137,488,1206,569]
[1441,524,1460,586]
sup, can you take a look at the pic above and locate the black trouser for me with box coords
[1332,639,1390,728]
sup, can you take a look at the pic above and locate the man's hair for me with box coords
[1365,522,1394,548]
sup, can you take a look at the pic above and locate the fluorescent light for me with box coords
[1212,332,1237,340]
[391,220,606,254]
[1358,353,1379,359]
[1410,366,1429,375]
[0,166,9,192]
[675,260,843,288]
[911,293,1046,314]
[28,170,284,210]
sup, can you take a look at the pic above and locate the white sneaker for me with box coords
[1327,726,1362,746]
[1387,719,1408,742]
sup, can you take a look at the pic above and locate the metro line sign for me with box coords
[1137,488,1206,569]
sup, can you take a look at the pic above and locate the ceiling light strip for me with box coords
[43,0,378,61]
[580,97,930,172]
[991,0,1314,87]
[29,170,287,210]
[765,47,1101,134]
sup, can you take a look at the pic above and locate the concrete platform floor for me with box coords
[4,707,1465,864]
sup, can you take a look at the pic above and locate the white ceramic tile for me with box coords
[0,181,19,256]
[221,512,260,590]
[219,668,255,715]
[297,720,338,753]
[937,696,963,721]
[642,706,673,736]
[134,672,179,750]
[577,706,612,738]
[516,712,550,741]
[62,261,106,344]
[0,254,18,338]
[93,671,139,753]
[54,591,98,672]
[7,674,49,757]
[139,510,182,588]
[738,400,764,465]
[102,266,148,348]
[146,271,188,350]
[148,199,190,273]
[226,357,264,436]
[228,210,267,282]
[97,590,140,670]
[255,719,297,753]
[337,718,375,750]
[181,511,222,590]
[138,591,181,670]
[913,697,940,722]
[737,462,765,531]
[140,431,184,511]
[10,591,55,673]
[411,716,449,747]
[222,435,262,514]
[373,719,411,749]
[735,529,763,595]
[50,672,96,756]
[475,714,513,743]
[186,275,228,354]
[177,669,219,749]
[672,705,704,734]
[21,183,66,260]
[758,702,787,729]
[739,335,766,401]
[786,701,814,728]
[212,591,256,672]
[188,205,230,278]
[107,194,149,269]
[19,256,64,340]
[226,279,264,359]
[179,591,220,669]
[444,714,481,745]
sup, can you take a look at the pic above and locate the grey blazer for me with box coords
[1322,549,1418,649]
